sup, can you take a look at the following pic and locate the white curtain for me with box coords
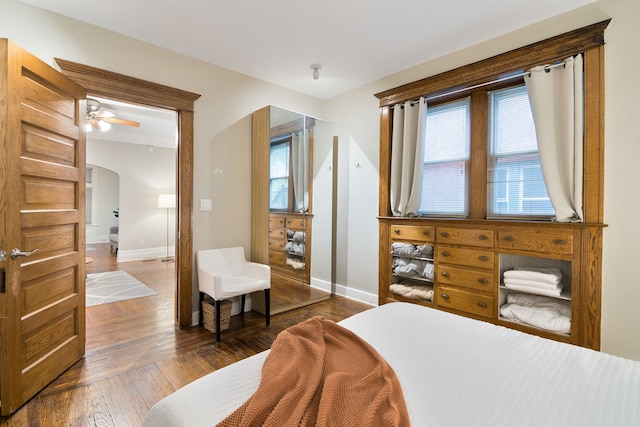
[390,97,427,217]
[291,130,309,213]
[524,54,584,222]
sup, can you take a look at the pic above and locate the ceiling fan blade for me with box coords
[90,118,100,129]
[102,117,141,127]
[96,109,115,118]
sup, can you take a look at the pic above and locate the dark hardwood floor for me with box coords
[2,243,371,426]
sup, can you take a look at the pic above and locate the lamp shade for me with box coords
[157,193,176,209]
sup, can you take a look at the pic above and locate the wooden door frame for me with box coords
[55,58,201,328]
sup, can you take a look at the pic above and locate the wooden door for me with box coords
[0,39,86,416]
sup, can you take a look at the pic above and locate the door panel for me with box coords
[0,39,86,416]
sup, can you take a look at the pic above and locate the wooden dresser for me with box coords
[269,212,312,285]
[379,218,604,349]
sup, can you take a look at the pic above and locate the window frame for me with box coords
[376,20,609,224]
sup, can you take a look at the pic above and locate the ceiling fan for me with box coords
[86,98,140,132]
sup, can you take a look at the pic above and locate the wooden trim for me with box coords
[469,92,488,219]
[582,45,606,223]
[55,59,201,329]
[378,106,391,217]
[375,20,610,107]
[251,106,270,265]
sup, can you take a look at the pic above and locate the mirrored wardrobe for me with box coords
[251,106,335,314]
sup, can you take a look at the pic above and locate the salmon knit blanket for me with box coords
[216,316,410,427]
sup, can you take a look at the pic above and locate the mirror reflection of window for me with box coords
[270,140,290,210]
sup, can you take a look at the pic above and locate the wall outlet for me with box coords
[200,199,212,211]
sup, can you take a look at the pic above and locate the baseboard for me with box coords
[190,282,377,327]
[117,246,175,263]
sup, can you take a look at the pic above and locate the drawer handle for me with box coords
[441,293,449,300]
[553,239,566,245]
[503,235,515,242]
[394,228,401,235]
[422,230,431,236]
[441,271,450,278]
[477,302,488,308]
[441,251,450,257]
[478,278,488,284]
[478,255,489,261]
[440,231,450,238]
[478,234,489,240]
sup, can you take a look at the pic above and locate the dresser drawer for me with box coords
[435,285,493,319]
[437,246,494,269]
[269,228,286,239]
[389,225,434,241]
[437,265,494,292]
[269,237,285,251]
[286,218,306,229]
[436,227,493,247]
[269,251,286,266]
[497,229,573,254]
[269,216,285,228]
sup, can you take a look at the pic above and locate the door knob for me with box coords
[11,248,40,260]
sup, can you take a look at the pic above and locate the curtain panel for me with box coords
[390,97,427,217]
[524,54,584,222]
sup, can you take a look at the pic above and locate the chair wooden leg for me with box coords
[199,292,205,325]
[241,294,246,316]
[264,289,270,326]
[215,299,222,342]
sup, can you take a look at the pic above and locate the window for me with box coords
[487,85,554,218]
[269,141,290,210]
[419,99,470,216]
[377,21,606,223]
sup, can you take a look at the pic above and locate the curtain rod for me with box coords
[397,61,567,107]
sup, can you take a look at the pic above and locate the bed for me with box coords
[142,302,640,426]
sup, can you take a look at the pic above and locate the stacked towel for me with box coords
[503,267,564,297]
[285,241,305,257]
[389,283,434,301]
[500,293,571,334]
[391,242,434,259]
[392,257,434,281]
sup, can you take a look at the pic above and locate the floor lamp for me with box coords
[157,193,176,263]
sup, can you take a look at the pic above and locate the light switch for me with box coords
[200,199,212,211]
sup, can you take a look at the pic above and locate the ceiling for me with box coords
[86,97,177,149]
[21,0,596,100]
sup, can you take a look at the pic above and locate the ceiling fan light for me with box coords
[98,120,111,132]
[85,122,93,132]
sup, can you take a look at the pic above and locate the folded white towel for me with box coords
[390,283,434,301]
[503,277,562,291]
[506,293,570,313]
[504,282,563,297]
[500,294,571,333]
[503,268,562,285]
[391,242,416,257]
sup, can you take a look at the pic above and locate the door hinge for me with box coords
[0,250,5,261]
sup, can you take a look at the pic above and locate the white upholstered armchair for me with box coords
[196,247,271,342]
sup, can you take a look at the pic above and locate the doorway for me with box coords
[55,58,201,328]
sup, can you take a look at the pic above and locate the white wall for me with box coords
[86,139,176,261]
[4,0,640,360]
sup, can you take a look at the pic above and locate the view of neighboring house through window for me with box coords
[487,85,554,218]
[419,98,471,216]
[269,140,290,210]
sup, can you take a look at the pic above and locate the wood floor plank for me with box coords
[1,243,372,425]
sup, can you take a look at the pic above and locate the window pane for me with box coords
[419,99,470,216]
[487,85,555,217]
[270,142,290,210]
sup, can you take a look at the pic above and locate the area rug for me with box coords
[86,270,157,307]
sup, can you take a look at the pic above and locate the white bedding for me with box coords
[142,302,640,427]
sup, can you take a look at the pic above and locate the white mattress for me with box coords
[142,302,640,427]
